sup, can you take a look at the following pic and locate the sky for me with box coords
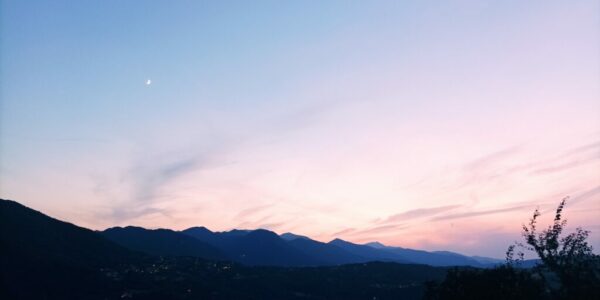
[1,0,599,258]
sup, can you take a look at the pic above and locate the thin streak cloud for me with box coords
[531,153,599,175]
[381,205,462,223]
[432,205,531,221]
[235,204,274,219]
[332,228,356,237]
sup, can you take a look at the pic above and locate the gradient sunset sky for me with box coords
[1,0,599,258]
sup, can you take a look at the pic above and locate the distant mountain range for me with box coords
[100,224,502,268]
[100,225,503,268]
[102,226,226,260]
[0,198,453,299]
[3,198,543,300]
[0,197,502,270]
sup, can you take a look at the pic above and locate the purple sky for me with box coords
[1,0,599,257]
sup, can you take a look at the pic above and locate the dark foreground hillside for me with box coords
[87,258,446,299]
[0,199,446,299]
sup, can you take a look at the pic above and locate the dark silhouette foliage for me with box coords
[507,197,600,299]
[425,198,600,300]
[423,265,544,300]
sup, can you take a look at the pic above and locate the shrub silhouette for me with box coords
[425,198,600,300]
[507,197,600,299]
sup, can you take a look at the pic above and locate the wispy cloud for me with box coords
[108,206,171,224]
[352,224,406,236]
[234,214,295,231]
[462,140,599,183]
[104,152,219,223]
[464,146,521,174]
[332,228,356,236]
[341,224,409,243]
[530,153,599,175]
[569,185,600,206]
[432,205,531,221]
[418,140,600,201]
[563,141,600,157]
[129,156,201,202]
[508,140,600,176]
[381,205,461,223]
[99,101,335,225]
[235,204,274,219]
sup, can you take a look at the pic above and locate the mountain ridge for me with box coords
[101,226,227,260]
[103,225,501,267]
[0,198,450,299]
[1,198,501,268]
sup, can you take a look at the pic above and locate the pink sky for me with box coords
[1,1,599,257]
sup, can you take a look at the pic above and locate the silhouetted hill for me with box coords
[102,226,226,260]
[367,243,485,267]
[471,255,505,265]
[182,227,499,267]
[365,241,387,249]
[287,237,369,265]
[236,229,321,266]
[0,198,465,299]
[329,238,412,263]
[183,227,322,266]
[280,232,311,241]
[0,199,135,299]
[182,226,215,241]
